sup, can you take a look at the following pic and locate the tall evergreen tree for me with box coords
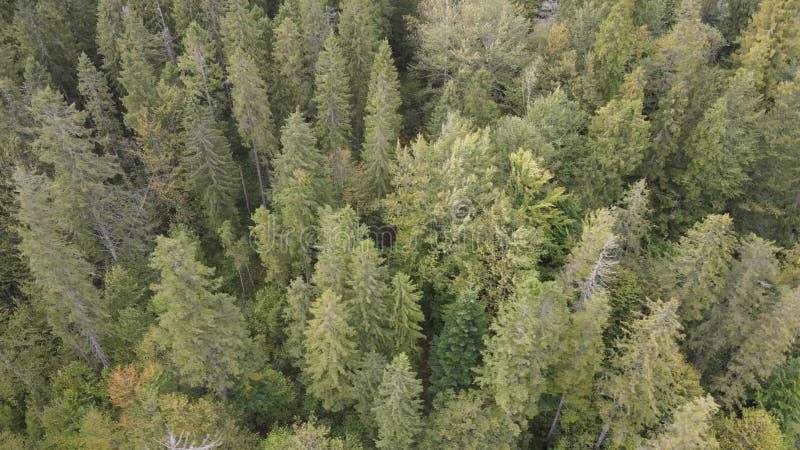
[595,298,702,448]
[338,0,380,147]
[283,276,315,367]
[77,53,122,150]
[273,109,326,193]
[117,7,160,131]
[303,289,358,412]
[178,22,225,118]
[220,0,269,75]
[228,47,277,208]
[96,0,126,85]
[149,230,248,395]
[271,17,312,121]
[433,290,489,391]
[640,395,720,450]
[15,170,110,367]
[345,238,392,353]
[181,102,239,227]
[373,353,424,450]
[388,272,425,359]
[362,40,401,197]
[312,205,365,296]
[313,31,353,154]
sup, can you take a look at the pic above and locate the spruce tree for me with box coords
[313,31,353,154]
[303,289,358,412]
[581,68,650,208]
[373,353,424,450]
[149,230,248,395]
[595,298,702,448]
[117,7,160,131]
[345,238,392,353]
[388,272,425,359]
[283,277,315,367]
[250,206,291,285]
[271,17,312,121]
[220,0,269,75]
[273,109,327,194]
[362,40,402,197]
[96,0,126,84]
[273,169,320,277]
[351,351,388,438]
[181,102,239,227]
[338,0,380,146]
[640,395,720,450]
[15,170,110,367]
[77,53,122,150]
[313,205,365,296]
[178,22,225,118]
[228,47,277,208]
[480,274,566,420]
[433,290,489,391]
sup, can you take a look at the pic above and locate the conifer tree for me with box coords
[178,22,225,118]
[283,277,315,366]
[595,298,702,448]
[716,286,800,407]
[338,0,380,146]
[480,275,566,420]
[251,206,291,285]
[117,7,160,131]
[313,205,365,296]
[303,289,358,411]
[351,351,388,438]
[679,70,764,223]
[29,86,129,262]
[313,31,353,154]
[345,238,392,353]
[228,47,277,208]
[640,395,720,450]
[273,109,327,193]
[373,353,424,450]
[181,102,239,227]
[149,230,249,395]
[15,170,110,368]
[362,40,401,197]
[591,0,650,100]
[716,408,787,450]
[96,0,126,84]
[433,290,489,391]
[298,0,329,66]
[388,272,425,359]
[220,0,269,74]
[665,214,736,325]
[77,53,122,149]
[273,169,320,276]
[271,17,312,121]
[581,68,650,208]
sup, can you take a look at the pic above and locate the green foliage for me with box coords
[149,230,249,394]
[76,53,122,149]
[118,8,160,131]
[388,272,425,358]
[421,389,519,449]
[362,40,401,197]
[313,31,353,154]
[716,408,788,450]
[233,366,298,430]
[758,358,800,444]
[373,353,423,449]
[432,290,489,392]
[640,395,719,450]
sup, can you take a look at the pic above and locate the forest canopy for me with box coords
[1,0,800,448]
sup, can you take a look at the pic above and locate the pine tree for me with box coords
[433,290,489,391]
[181,102,239,227]
[388,272,425,358]
[117,7,160,131]
[640,395,720,450]
[149,230,249,395]
[303,289,358,411]
[15,170,110,367]
[77,53,122,149]
[362,40,401,197]
[595,298,702,448]
[345,238,392,353]
[338,0,380,147]
[373,353,424,450]
[228,47,277,208]
[178,22,225,118]
[480,274,567,420]
[271,17,312,121]
[581,67,650,208]
[313,31,353,154]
